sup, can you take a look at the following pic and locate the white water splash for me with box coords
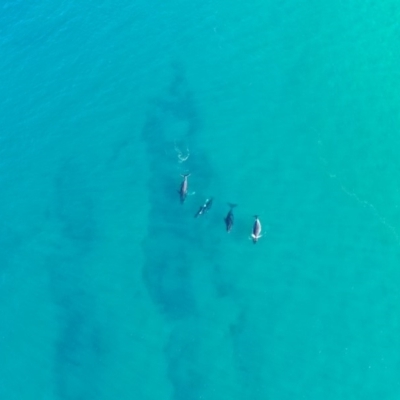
[174,140,189,163]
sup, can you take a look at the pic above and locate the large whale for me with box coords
[224,203,237,232]
[251,215,262,243]
[178,173,190,203]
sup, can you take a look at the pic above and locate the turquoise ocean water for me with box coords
[1,0,400,399]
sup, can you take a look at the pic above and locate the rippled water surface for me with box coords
[1,1,400,399]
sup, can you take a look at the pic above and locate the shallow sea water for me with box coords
[1,0,400,399]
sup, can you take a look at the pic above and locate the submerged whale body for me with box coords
[178,173,190,204]
[224,203,237,232]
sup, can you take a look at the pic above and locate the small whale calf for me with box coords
[224,203,237,232]
[178,173,190,204]
[194,197,213,218]
[251,215,262,243]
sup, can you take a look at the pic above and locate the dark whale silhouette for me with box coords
[224,203,237,232]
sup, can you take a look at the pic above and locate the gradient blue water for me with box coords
[1,1,400,399]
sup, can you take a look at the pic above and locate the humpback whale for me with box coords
[178,173,190,203]
[251,215,262,243]
[224,203,237,232]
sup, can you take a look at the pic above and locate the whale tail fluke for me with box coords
[181,173,191,178]
[228,203,237,209]
[253,215,258,219]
